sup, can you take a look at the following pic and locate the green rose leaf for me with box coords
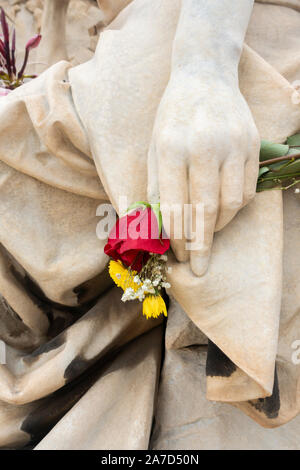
[256,179,281,192]
[258,166,270,177]
[260,140,289,161]
[286,133,300,147]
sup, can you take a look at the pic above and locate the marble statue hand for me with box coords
[148,70,260,277]
[148,0,259,276]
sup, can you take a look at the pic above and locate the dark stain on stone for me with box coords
[47,315,67,339]
[24,333,65,361]
[8,261,104,344]
[64,356,91,382]
[20,341,135,447]
[0,296,41,351]
[9,263,87,316]
[20,358,103,446]
[249,367,280,419]
[2,244,111,337]
[9,264,55,323]
[206,339,237,377]
[63,342,124,384]
[0,296,28,339]
[21,347,123,446]
[73,267,113,305]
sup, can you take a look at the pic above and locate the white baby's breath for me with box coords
[162,282,171,289]
[120,253,171,304]
[121,287,136,302]
[133,275,141,285]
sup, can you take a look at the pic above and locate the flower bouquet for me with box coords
[104,203,170,319]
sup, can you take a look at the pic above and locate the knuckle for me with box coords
[188,133,208,153]
[227,124,245,144]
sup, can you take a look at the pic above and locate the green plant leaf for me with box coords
[259,140,289,161]
[258,166,270,177]
[286,133,300,147]
[257,179,281,192]
[266,159,300,178]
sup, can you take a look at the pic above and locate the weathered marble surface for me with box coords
[35,326,163,450]
[0,0,299,450]
[151,347,300,450]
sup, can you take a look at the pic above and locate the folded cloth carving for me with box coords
[0,0,299,450]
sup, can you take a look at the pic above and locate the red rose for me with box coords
[104,207,170,272]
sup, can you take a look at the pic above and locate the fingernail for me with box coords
[175,251,189,263]
[191,254,209,277]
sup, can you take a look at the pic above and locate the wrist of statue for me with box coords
[171,29,244,82]
[170,56,240,89]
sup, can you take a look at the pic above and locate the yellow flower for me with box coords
[109,260,139,292]
[142,294,167,320]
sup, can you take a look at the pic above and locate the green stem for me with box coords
[258,171,300,183]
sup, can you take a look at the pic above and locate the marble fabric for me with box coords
[0,0,299,449]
